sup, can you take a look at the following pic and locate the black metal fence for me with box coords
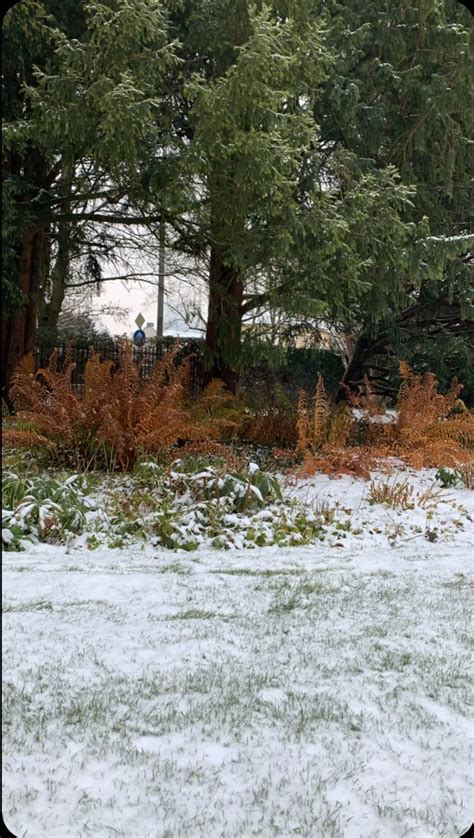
[34,339,345,401]
[35,338,205,395]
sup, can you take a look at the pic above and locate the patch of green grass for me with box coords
[3,600,54,613]
[165,610,219,621]
[210,567,307,577]
[155,562,192,575]
[442,573,473,590]
[268,578,339,614]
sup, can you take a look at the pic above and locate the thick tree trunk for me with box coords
[204,245,244,393]
[38,159,74,341]
[2,225,48,395]
[335,331,392,402]
[335,333,375,402]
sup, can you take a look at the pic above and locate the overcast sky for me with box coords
[93,230,207,338]
[96,277,204,336]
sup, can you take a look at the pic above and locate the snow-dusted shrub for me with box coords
[435,467,462,488]
[436,464,473,490]
[169,461,282,512]
[1,458,326,553]
[2,471,93,550]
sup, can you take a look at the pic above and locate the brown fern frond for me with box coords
[397,371,443,436]
[426,415,474,447]
[403,440,472,469]
[442,377,464,415]
[458,461,474,489]
[136,364,191,450]
[135,345,183,420]
[298,447,374,480]
[46,348,59,374]
[327,402,353,448]
[341,383,361,408]
[240,409,296,448]
[313,373,329,449]
[15,352,35,376]
[194,378,230,412]
[397,361,415,407]
[296,389,310,453]
[10,354,81,442]
[82,351,114,418]
[361,375,384,416]
[395,368,473,466]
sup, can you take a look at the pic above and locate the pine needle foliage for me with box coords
[4,342,238,471]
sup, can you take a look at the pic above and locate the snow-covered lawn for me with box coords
[2,472,473,837]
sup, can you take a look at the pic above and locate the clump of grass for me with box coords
[368,476,449,510]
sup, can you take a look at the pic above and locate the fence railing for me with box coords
[34,338,205,395]
[34,339,345,401]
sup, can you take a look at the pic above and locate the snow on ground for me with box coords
[2,470,474,837]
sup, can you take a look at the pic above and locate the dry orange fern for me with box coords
[392,365,473,467]
[327,401,352,449]
[313,373,329,449]
[290,365,473,478]
[4,341,243,471]
[299,447,377,480]
[296,389,311,454]
[458,461,474,489]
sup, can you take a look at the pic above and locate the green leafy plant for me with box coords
[2,471,93,548]
[182,462,282,513]
[435,467,462,488]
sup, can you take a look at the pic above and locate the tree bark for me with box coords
[2,225,48,394]
[204,245,244,393]
[335,333,384,402]
[39,221,70,342]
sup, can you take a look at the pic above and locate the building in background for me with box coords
[143,322,157,339]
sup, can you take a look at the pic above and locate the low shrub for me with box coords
[1,457,327,553]
[2,471,94,550]
[237,385,297,449]
[436,463,474,490]
[168,460,282,512]
[294,364,473,477]
[368,477,448,510]
[3,342,237,471]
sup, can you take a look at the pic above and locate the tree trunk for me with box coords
[2,225,48,395]
[39,221,70,342]
[335,332,391,402]
[204,245,244,393]
[335,333,373,402]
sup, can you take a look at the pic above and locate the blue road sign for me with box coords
[133,329,146,347]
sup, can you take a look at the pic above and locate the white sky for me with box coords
[94,251,207,338]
